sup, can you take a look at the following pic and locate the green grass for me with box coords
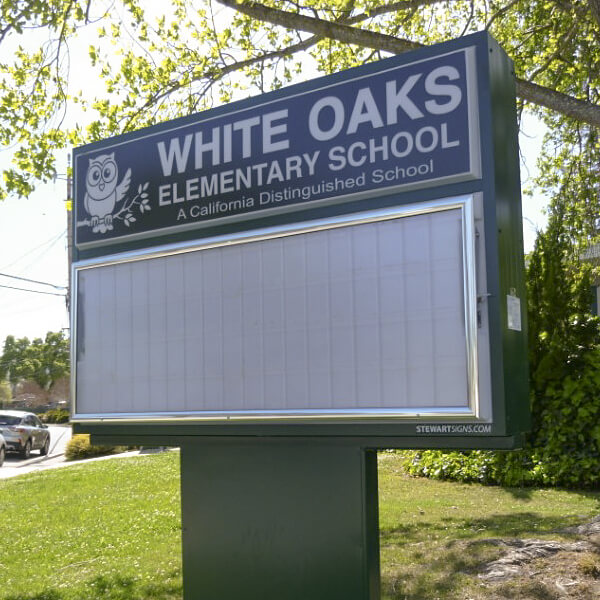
[378,451,600,598]
[0,453,181,599]
[0,451,598,599]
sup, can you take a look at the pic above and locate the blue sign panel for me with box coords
[74,45,480,249]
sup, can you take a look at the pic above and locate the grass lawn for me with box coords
[377,452,600,598]
[0,453,182,600]
[0,451,598,599]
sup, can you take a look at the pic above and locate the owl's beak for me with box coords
[99,182,105,191]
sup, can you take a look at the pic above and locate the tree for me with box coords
[0,331,70,393]
[0,0,599,218]
[526,203,599,441]
[0,379,11,406]
[0,335,33,389]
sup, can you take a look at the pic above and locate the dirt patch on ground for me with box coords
[474,516,600,599]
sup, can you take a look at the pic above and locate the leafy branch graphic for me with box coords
[112,182,151,228]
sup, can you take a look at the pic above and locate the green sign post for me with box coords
[180,442,380,599]
[72,31,528,599]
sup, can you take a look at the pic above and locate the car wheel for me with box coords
[40,436,50,456]
[0,445,5,467]
[21,439,31,459]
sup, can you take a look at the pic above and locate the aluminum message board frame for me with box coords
[72,194,487,424]
[71,31,530,449]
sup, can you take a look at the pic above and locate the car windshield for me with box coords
[0,415,22,425]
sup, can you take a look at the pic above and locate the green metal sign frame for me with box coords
[73,31,529,449]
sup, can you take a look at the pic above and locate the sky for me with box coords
[0,170,70,344]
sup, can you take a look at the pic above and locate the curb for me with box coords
[15,453,65,468]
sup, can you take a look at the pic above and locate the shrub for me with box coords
[402,347,600,489]
[42,408,70,423]
[65,434,126,461]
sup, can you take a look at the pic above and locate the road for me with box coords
[0,424,72,479]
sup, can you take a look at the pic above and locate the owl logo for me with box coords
[84,153,131,234]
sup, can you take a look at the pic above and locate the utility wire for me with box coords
[0,272,67,290]
[0,283,67,297]
[0,229,66,271]
[17,230,68,274]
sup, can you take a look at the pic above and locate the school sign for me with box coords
[71,32,529,449]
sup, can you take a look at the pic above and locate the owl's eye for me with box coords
[102,161,117,183]
[87,165,102,186]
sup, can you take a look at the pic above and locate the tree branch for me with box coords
[217,0,600,128]
[515,79,600,127]
[0,1,43,45]
[123,0,433,129]
[590,0,600,29]
[121,32,324,131]
[217,0,422,53]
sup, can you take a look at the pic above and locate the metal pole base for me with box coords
[180,440,380,600]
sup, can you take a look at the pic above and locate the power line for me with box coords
[0,229,67,271]
[0,272,67,290]
[0,283,67,297]
[17,229,68,274]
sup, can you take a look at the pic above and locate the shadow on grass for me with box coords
[501,486,534,500]
[501,486,600,505]
[2,574,182,600]
[382,539,500,600]
[380,507,600,599]
[380,510,599,548]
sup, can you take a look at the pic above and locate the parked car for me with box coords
[0,432,6,467]
[0,411,50,459]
